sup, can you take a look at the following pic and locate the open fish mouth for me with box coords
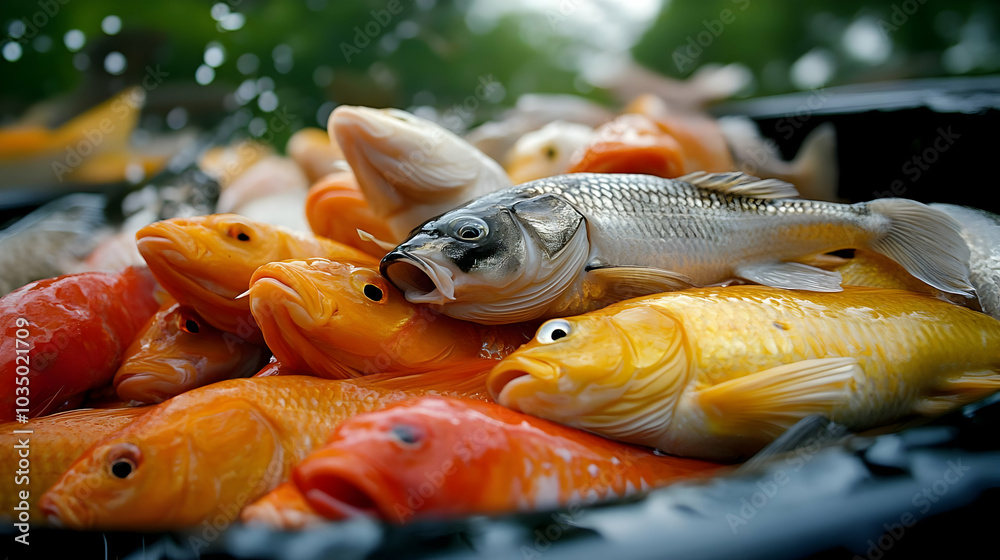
[295,453,389,521]
[487,356,561,404]
[380,251,456,303]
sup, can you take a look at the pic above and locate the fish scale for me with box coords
[384,172,972,324]
[490,286,1000,460]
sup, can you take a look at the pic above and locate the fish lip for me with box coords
[488,356,558,403]
[380,251,456,303]
[250,265,337,326]
[39,490,86,529]
[137,234,242,301]
[296,453,391,521]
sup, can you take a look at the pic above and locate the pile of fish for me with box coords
[3,79,1000,537]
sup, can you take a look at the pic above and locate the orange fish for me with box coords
[136,214,377,345]
[305,170,395,257]
[248,258,534,379]
[240,481,324,530]
[293,396,724,523]
[569,94,734,178]
[1,266,161,421]
[39,375,480,530]
[114,299,270,404]
[1,407,147,521]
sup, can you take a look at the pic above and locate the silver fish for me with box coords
[931,203,1000,320]
[0,193,107,296]
[380,172,974,324]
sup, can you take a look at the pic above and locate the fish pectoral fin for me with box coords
[675,171,801,199]
[586,265,695,299]
[697,357,861,440]
[914,370,1000,416]
[735,261,844,292]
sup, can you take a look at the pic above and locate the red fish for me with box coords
[293,396,725,523]
[568,95,734,178]
[114,299,270,404]
[1,266,160,421]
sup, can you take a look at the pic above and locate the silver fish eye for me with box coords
[537,319,571,344]
[449,216,489,242]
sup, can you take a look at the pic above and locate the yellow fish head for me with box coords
[488,304,691,435]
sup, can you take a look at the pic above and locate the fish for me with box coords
[464,93,616,162]
[39,375,481,530]
[240,481,325,529]
[136,214,377,344]
[488,286,1000,460]
[0,193,108,296]
[330,105,511,239]
[380,172,974,324]
[930,203,1000,320]
[198,139,273,190]
[114,299,270,404]
[567,96,735,178]
[0,407,147,521]
[305,169,396,256]
[248,258,533,379]
[0,87,169,187]
[718,117,840,202]
[215,155,309,216]
[591,61,753,112]
[286,126,349,183]
[0,266,161,421]
[291,396,724,523]
[504,121,596,184]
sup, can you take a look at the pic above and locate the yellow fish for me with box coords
[489,286,1000,460]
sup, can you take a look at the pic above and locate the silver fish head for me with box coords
[380,192,591,324]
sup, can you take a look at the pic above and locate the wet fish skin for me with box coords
[304,169,396,256]
[114,299,270,404]
[38,376,416,530]
[930,203,1000,320]
[248,257,533,380]
[0,266,161,421]
[292,396,724,523]
[488,286,1000,460]
[136,214,377,344]
[382,172,974,324]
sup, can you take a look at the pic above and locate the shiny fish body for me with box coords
[489,286,1000,460]
[290,397,723,523]
[39,376,415,530]
[382,172,973,324]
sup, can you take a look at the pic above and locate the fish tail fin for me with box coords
[865,198,975,297]
[787,123,840,202]
[930,203,1000,318]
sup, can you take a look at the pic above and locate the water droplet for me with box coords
[210,3,230,21]
[104,51,127,75]
[313,66,333,87]
[237,53,259,75]
[195,64,215,85]
[248,117,267,137]
[8,21,26,39]
[102,15,122,35]
[64,30,86,52]
[220,13,245,31]
[2,42,22,62]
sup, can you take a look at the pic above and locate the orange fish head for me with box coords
[294,397,510,523]
[488,305,691,428]
[40,399,285,530]
[115,301,267,404]
[249,258,468,377]
[305,170,396,255]
[136,214,290,324]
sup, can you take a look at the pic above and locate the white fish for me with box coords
[331,105,511,240]
[504,121,596,184]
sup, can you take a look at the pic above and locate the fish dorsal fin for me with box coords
[586,264,696,300]
[676,171,801,199]
[735,261,844,292]
[697,357,861,440]
[512,194,584,258]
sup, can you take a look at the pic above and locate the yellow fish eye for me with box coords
[537,319,571,344]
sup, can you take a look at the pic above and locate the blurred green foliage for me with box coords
[0,0,996,150]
